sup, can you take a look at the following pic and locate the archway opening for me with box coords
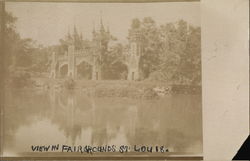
[60,64,68,78]
[76,61,92,80]
[103,61,128,80]
[117,62,128,80]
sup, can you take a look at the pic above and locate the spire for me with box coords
[80,32,83,40]
[67,26,70,34]
[73,24,79,44]
[67,26,71,38]
[92,21,96,34]
[73,24,77,35]
[100,11,105,32]
[100,20,105,32]
[107,22,110,33]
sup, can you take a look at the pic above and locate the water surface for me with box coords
[3,89,202,156]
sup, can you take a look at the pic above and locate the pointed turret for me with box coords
[66,27,73,45]
[92,22,97,42]
[73,24,77,33]
[80,32,83,40]
[106,24,110,34]
[67,31,71,39]
[92,22,96,34]
[73,25,78,39]
[67,26,71,39]
[100,17,105,33]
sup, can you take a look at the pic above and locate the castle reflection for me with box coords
[3,88,202,156]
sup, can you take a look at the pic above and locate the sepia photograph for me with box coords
[1,1,202,158]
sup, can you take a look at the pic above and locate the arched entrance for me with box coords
[104,61,128,80]
[59,64,68,78]
[76,61,92,80]
[117,62,128,80]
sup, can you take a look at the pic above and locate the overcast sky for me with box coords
[6,2,200,46]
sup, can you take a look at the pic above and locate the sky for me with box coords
[6,2,200,46]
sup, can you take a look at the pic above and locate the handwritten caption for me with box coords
[31,145,169,154]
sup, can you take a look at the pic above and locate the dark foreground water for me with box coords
[3,88,202,156]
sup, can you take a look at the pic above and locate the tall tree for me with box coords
[127,18,201,85]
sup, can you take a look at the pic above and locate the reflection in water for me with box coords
[3,88,202,156]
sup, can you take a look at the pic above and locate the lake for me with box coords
[3,88,202,156]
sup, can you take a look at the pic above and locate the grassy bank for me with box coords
[6,76,201,99]
[46,79,201,98]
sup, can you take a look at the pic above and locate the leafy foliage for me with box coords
[4,12,50,74]
[102,43,128,80]
[128,17,201,85]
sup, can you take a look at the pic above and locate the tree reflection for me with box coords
[4,89,202,154]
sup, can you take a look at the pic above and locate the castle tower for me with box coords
[91,17,111,80]
[50,52,57,79]
[67,45,76,78]
[100,17,105,33]
[127,29,143,81]
[99,17,110,51]
[92,57,102,81]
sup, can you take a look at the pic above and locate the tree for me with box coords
[4,11,20,68]
[158,20,201,85]
[128,17,162,79]
[102,43,128,80]
[127,17,201,85]
[4,11,51,78]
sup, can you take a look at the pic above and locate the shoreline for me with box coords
[6,78,202,99]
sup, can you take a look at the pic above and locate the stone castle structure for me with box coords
[126,28,143,81]
[50,19,143,81]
